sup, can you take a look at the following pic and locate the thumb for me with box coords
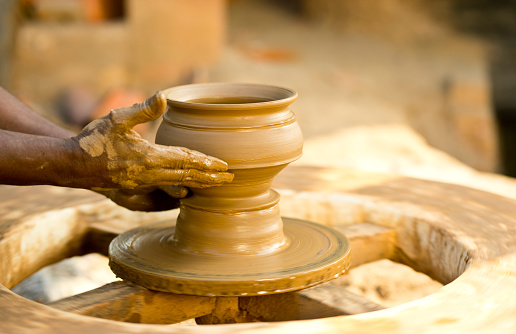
[110,91,167,130]
[159,185,189,198]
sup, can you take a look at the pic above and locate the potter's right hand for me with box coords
[71,91,234,192]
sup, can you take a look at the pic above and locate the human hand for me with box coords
[72,91,233,210]
[96,186,187,212]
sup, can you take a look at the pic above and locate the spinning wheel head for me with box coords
[109,218,351,296]
[108,83,351,296]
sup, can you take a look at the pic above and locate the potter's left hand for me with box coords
[0,87,233,212]
[73,91,234,211]
[96,185,188,212]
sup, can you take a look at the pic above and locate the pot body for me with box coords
[156,83,303,255]
[156,83,302,169]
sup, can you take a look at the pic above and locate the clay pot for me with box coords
[110,83,350,296]
[156,83,303,256]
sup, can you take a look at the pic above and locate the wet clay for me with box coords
[187,96,273,104]
[75,92,232,192]
[109,83,351,296]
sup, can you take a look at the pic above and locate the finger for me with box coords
[156,146,229,172]
[110,91,167,129]
[158,185,189,198]
[109,189,180,212]
[139,169,234,187]
[176,169,235,185]
[170,180,229,189]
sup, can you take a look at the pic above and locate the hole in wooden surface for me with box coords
[5,199,463,325]
[11,253,443,321]
[331,259,443,307]
[11,253,117,304]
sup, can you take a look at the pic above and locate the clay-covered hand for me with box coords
[72,91,233,210]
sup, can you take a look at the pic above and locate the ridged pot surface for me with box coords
[156,82,303,170]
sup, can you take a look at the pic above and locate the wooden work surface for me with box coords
[1,165,516,333]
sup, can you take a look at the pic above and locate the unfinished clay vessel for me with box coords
[109,83,350,296]
[157,83,303,255]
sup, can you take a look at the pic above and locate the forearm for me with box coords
[0,129,89,188]
[0,87,75,138]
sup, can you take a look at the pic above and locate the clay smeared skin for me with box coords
[74,92,234,190]
[0,91,233,190]
[0,89,233,211]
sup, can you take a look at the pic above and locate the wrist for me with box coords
[52,137,88,188]
[61,136,109,189]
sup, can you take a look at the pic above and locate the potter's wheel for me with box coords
[110,83,351,297]
[109,218,350,296]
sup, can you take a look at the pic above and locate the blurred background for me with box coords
[1,0,516,178]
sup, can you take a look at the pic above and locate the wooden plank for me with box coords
[297,283,384,319]
[196,293,299,324]
[337,222,396,268]
[196,285,383,324]
[81,227,118,257]
[238,293,299,322]
[48,281,215,324]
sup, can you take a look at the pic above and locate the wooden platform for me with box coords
[1,166,516,332]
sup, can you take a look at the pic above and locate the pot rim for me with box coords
[163,82,298,110]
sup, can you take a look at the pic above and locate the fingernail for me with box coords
[155,91,166,103]
[149,91,166,109]
[209,157,229,171]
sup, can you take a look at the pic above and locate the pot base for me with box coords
[109,218,351,296]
